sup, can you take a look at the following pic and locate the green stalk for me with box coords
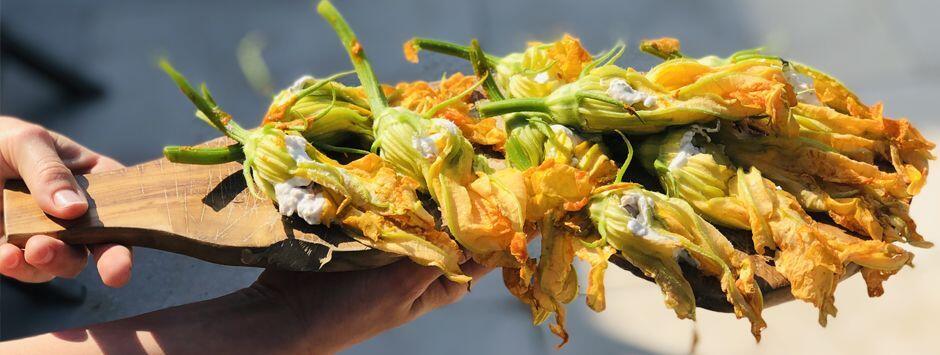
[612,130,633,184]
[312,142,370,156]
[408,37,500,66]
[469,39,505,101]
[292,70,356,101]
[477,97,550,117]
[163,144,245,165]
[159,59,250,143]
[423,73,487,118]
[580,41,625,78]
[317,0,388,112]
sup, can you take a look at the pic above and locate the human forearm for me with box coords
[1,288,310,355]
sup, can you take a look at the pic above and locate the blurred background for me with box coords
[2,0,938,353]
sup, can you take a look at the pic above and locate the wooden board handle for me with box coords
[1,156,400,272]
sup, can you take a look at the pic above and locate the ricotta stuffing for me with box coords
[274,135,326,225]
[288,75,315,94]
[533,72,550,84]
[619,192,673,243]
[607,79,657,108]
[412,119,460,160]
[667,123,720,172]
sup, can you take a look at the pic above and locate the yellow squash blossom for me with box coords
[785,63,934,197]
[477,61,798,137]
[392,72,506,149]
[641,126,914,324]
[589,183,766,338]
[249,128,470,281]
[498,113,617,345]
[717,125,928,246]
[260,72,375,146]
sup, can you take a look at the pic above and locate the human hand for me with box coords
[0,116,132,287]
[248,259,492,354]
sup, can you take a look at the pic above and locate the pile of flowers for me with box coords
[162,0,933,346]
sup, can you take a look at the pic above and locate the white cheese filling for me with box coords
[274,135,326,225]
[412,134,443,159]
[533,71,550,84]
[285,135,313,163]
[784,68,822,105]
[619,192,673,243]
[607,79,657,108]
[667,123,720,172]
[620,192,693,264]
[545,124,584,165]
[288,75,315,94]
[274,179,328,225]
[412,118,461,160]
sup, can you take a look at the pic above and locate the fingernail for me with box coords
[53,189,84,209]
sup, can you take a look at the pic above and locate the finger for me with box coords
[460,260,493,280]
[380,259,443,300]
[0,243,55,283]
[90,244,132,287]
[48,132,125,173]
[89,156,125,173]
[414,259,492,294]
[4,125,88,219]
[48,132,99,172]
[385,259,444,285]
[23,235,88,279]
[409,261,494,316]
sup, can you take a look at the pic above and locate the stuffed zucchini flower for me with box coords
[319,0,530,267]
[589,184,766,338]
[391,72,506,149]
[717,124,929,247]
[784,63,934,197]
[477,58,798,137]
[639,38,934,198]
[467,33,620,340]
[641,126,913,324]
[260,72,374,147]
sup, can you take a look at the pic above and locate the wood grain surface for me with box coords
[1,139,400,272]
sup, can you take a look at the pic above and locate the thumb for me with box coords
[7,126,88,219]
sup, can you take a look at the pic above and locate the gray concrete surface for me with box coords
[2,0,938,354]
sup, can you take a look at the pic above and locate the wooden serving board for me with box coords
[0,140,400,272]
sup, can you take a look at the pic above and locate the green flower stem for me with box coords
[408,37,499,66]
[477,97,550,117]
[424,73,487,118]
[580,41,625,78]
[469,39,505,101]
[613,130,633,184]
[317,0,388,113]
[159,59,250,143]
[163,144,245,165]
[312,141,370,156]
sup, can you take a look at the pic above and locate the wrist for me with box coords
[233,286,318,354]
